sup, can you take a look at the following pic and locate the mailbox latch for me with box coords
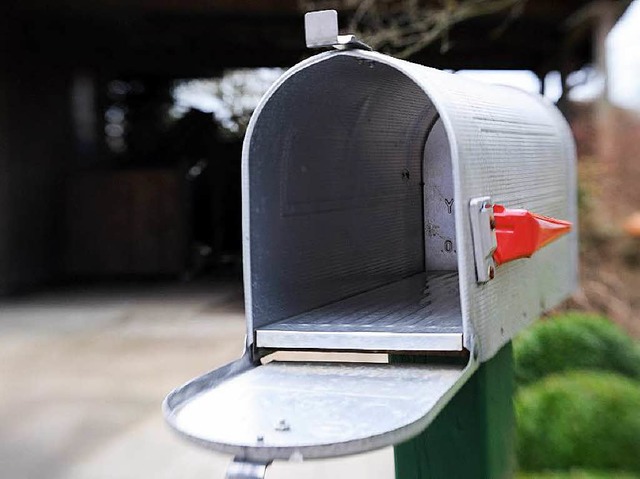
[470,197,572,284]
[304,10,372,51]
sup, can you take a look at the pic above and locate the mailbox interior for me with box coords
[246,55,463,354]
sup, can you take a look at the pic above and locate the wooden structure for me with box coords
[0,0,629,292]
[6,0,631,74]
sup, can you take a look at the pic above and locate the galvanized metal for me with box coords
[226,458,269,479]
[164,357,474,462]
[164,43,577,470]
[304,10,339,48]
[469,197,497,284]
[241,49,578,362]
[256,272,463,352]
[304,10,372,51]
[423,118,457,272]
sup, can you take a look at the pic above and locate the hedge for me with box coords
[514,312,640,386]
[516,371,640,472]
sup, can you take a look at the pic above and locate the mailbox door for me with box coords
[164,355,472,462]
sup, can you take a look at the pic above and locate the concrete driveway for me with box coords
[0,280,393,479]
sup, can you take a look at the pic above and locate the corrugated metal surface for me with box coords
[388,52,578,361]
[256,272,462,352]
[242,50,577,362]
[163,48,577,463]
[243,56,432,333]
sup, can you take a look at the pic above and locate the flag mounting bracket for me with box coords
[469,197,573,284]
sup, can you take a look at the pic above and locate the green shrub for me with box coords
[516,371,640,472]
[518,471,639,479]
[514,312,640,386]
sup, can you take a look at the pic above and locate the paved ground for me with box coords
[0,279,393,479]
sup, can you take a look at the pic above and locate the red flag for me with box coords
[492,204,572,266]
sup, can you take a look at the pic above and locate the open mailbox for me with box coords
[164,11,578,476]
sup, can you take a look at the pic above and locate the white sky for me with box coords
[608,0,640,109]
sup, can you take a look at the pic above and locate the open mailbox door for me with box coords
[164,354,471,463]
[164,11,578,476]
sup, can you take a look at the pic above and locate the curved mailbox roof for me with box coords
[242,49,577,362]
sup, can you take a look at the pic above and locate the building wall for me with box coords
[0,20,73,293]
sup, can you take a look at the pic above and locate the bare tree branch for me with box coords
[300,0,527,58]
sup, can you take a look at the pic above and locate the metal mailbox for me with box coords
[164,11,578,477]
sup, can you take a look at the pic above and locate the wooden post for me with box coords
[393,343,515,479]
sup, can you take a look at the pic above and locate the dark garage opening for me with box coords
[64,75,245,283]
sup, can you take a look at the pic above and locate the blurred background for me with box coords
[0,0,639,478]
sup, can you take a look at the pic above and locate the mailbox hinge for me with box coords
[226,458,270,479]
[304,10,372,51]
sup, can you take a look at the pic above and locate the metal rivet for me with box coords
[275,419,290,432]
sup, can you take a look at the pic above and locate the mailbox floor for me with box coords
[0,279,393,479]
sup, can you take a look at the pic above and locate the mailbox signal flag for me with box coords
[492,204,572,266]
